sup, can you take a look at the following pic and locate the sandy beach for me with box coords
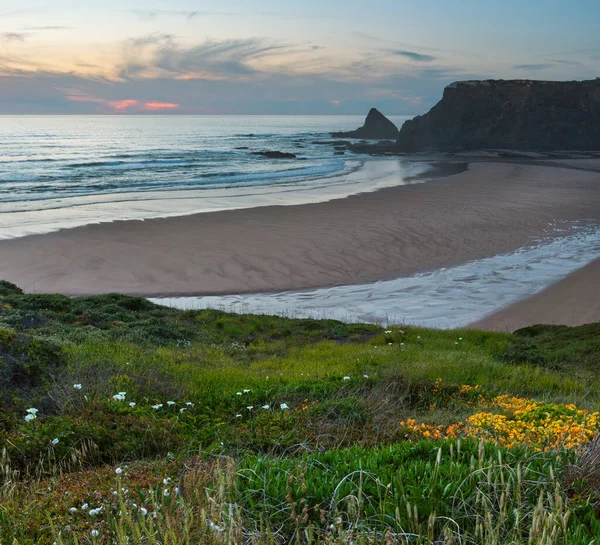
[471,257,600,331]
[0,161,599,302]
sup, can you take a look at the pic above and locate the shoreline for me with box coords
[470,257,600,332]
[0,160,599,300]
[151,226,600,329]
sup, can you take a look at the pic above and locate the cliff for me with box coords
[332,108,399,139]
[396,79,600,151]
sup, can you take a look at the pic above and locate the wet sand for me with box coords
[0,161,598,298]
[471,258,600,332]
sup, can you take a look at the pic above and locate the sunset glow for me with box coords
[144,102,180,110]
[108,100,138,111]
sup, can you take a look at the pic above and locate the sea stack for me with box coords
[396,79,600,151]
[332,108,399,139]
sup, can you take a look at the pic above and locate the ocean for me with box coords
[0,114,415,239]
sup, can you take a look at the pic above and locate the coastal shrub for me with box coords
[0,280,23,296]
[503,323,600,369]
[9,406,183,473]
[0,330,66,407]
[309,395,369,426]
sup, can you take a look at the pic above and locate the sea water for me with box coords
[0,114,414,238]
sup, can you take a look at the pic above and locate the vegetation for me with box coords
[1,280,600,544]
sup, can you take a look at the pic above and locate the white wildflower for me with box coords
[25,414,36,422]
[167,401,175,406]
[51,438,59,445]
[115,467,123,475]
[73,383,82,389]
[262,404,270,409]
[129,402,136,407]
[91,529,99,538]
[343,376,350,381]
[280,403,289,410]
[26,408,38,415]
[152,404,163,410]
[140,507,148,516]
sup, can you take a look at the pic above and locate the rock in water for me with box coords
[396,79,600,151]
[251,151,297,159]
[332,108,399,139]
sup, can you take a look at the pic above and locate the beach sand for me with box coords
[0,161,598,301]
[471,257,600,332]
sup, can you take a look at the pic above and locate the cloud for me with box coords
[545,58,583,66]
[129,10,214,21]
[63,92,181,113]
[513,63,553,70]
[1,32,26,42]
[23,26,72,31]
[127,33,175,48]
[392,50,437,62]
[118,35,293,80]
[145,101,179,110]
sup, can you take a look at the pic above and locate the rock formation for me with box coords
[251,151,297,159]
[396,79,600,151]
[332,108,399,139]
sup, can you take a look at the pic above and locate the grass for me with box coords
[1,280,600,544]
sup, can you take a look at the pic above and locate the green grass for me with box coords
[1,280,600,544]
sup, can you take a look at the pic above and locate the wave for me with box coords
[0,158,353,203]
[65,159,201,169]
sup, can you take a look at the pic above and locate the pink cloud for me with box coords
[108,99,138,110]
[64,93,181,112]
[143,101,180,110]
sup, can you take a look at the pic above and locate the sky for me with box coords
[1,0,599,115]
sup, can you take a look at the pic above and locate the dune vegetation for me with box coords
[1,279,600,544]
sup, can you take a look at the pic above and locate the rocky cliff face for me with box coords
[332,108,399,139]
[396,79,600,151]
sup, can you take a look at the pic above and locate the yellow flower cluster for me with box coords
[400,418,446,440]
[400,394,600,451]
[465,395,600,450]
